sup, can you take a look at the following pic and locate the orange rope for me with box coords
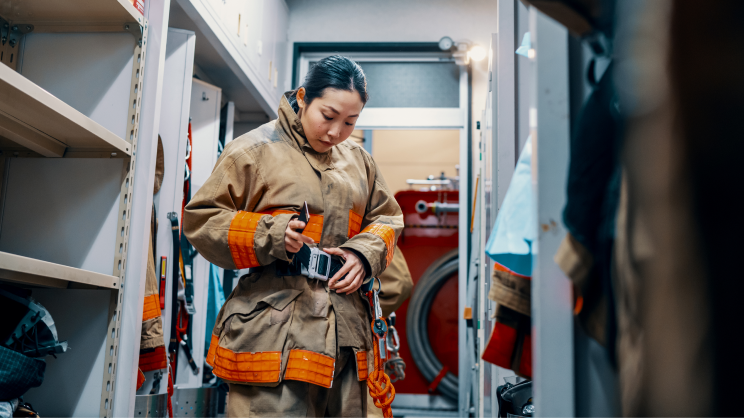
[366,293,395,418]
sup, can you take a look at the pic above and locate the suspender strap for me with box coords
[167,213,180,359]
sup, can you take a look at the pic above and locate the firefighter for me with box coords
[183,55,403,417]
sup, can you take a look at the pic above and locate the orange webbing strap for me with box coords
[366,292,395,418]
[167,363,174,418]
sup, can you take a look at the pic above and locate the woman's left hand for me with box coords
[324,247,366,295]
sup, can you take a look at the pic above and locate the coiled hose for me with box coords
[406,249,459,400]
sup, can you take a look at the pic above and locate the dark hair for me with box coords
[289,55,369,112]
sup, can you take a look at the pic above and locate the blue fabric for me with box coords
[204,264,226,353]
[485,137,535,276]
[515,32,531,57]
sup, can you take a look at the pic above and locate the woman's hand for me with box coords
[285,220,314,253]
[325,248,365,295]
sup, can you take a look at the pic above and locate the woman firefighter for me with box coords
[183,55,404,416]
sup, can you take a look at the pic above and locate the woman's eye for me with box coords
[345,122,353,126]
[322,114,332,121]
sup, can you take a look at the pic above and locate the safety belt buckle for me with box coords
[307,247,331,281]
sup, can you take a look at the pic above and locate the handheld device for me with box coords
[296,201,310,233]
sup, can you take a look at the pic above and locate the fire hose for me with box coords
[406,249,459,400]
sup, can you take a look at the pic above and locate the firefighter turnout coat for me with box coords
[183,93,403,390]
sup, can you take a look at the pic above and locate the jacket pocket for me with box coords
[220,289,303,354]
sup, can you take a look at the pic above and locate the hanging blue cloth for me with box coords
[205,263,225,353]
[485,137,536,276]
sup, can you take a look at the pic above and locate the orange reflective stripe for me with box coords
[264,209,323,243]
[142,294,161,321]
[348,210,363,238]
[493,262,531,280]
[284,349,335,388]
[302,215,323,243]
[267,209,297,216]
[356,350,368,381]
[228,212,266,269]
[362,224,396,268]
[136,368,146,390]
[206,334,218,367]
[139,345,168,372]
[210,343,281,383]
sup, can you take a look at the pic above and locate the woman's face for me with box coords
[297,87,364,153]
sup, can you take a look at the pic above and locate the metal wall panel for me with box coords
[529,9,575,417]
[18,32,135,140]
[174,77,221,389]
[114,0,171,414]
[137,27,196,396]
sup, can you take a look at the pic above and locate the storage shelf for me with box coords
[1,0,144,31]
[0,251,118,289]
[0,63,132,157]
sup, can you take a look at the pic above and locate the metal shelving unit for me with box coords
[0,0,160,416]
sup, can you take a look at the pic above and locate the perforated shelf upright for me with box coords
[0,0,154,416]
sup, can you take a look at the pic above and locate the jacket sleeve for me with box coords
[183,141,295,270]
[339,152,404,277]
[377,246,414,317]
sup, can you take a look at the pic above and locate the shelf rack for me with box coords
[0,0,144,31]
[0,0,151,417]
[0,63,132,157]
[0,251,119,289]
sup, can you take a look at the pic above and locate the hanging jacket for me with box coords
[137,137,168,389]
[183,93,403,388]
[482,139,534,378]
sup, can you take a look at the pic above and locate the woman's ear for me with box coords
[296,87,306,110]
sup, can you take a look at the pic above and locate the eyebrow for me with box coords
[326,106,359,118]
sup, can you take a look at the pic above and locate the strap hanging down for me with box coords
[167,213,180,373]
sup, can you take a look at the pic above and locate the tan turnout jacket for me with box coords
[183,93,403,388]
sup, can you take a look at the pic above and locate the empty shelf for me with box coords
[1,0,143,30]
[0,251,118,289]
[0,63,132,157]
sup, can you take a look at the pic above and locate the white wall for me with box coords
[286,0,497,149]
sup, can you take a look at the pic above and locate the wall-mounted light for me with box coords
[440,36,486,66]
[468,46,487,62]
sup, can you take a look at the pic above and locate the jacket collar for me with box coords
[277,92,334,171]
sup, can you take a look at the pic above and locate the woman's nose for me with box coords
[327,125,340,139]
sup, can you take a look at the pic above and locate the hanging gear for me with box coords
[181,122,196,315]
[167,212,181,372]
[383,313,406,383]
[137,136,169,391]
[166,211,199,379]
[166,212,180,418]
[363,278,395,418]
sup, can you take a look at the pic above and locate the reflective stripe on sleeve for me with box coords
[228,211,266,269]
[361,223,396,268]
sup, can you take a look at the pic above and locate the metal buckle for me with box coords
[307,247,331,281]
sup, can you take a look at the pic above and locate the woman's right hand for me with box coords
[285,219,314,253]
